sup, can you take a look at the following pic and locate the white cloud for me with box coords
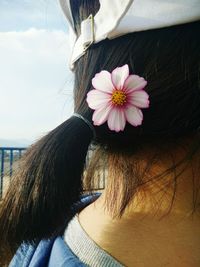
[0,28,74,143]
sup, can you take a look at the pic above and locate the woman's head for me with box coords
[70,1,200,146]
[70,0,200,215]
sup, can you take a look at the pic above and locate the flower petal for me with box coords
[92,70,114,93]
[92,104,113,126]
[128,90,150,108]
[107,107,126,132]
[124,106,143,126]
[124,75,147,93]
[111,64,129,89]
[86,89,111,110]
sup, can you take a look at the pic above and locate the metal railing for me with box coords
[0,146,105,199]
[0,147,26,198]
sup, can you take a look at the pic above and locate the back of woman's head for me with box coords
[72,0,200,219]
[71,1,200,143]
[0,0,199,264]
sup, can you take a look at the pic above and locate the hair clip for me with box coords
[86,64,150,132]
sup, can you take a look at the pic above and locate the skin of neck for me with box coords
[95,135,200,222]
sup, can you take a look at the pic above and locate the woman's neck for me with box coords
[79,179,200,267]
[79,140,200,266]
[102,140,200,221]
[102,163,200,221]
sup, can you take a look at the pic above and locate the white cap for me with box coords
[59,0,200,69]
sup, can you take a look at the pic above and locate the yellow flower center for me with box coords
[111,90,127,105]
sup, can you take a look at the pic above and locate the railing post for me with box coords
[0,149,5,199]
[19,149,22,159]
[10,149,14,177]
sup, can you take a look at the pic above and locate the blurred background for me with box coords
[0,0,77,197]
[0,0,74,147]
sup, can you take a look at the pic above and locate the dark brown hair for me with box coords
[0,0,200,265]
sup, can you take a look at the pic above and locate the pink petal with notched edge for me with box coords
[107,108,126,132]
[92,70,114,93]
[111,64,129,89]
[125,106,143,126]
[124,75,147,93]
[128,90,150,108]
[92,104,113,126]
[86,89,111,110]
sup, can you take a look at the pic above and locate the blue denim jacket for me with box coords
[9,193,101,267]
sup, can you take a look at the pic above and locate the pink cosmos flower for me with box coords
[86,64,150,132]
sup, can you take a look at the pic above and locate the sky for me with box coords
[0,0,74,145]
